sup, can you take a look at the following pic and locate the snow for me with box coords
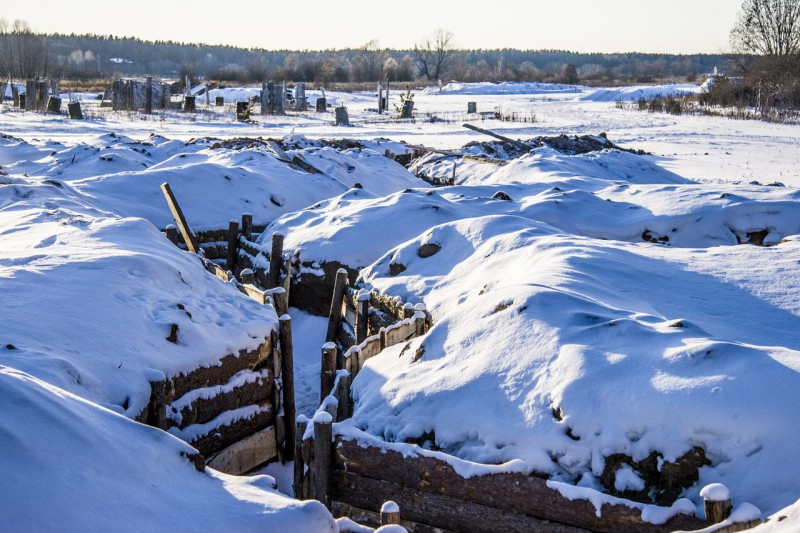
[748,499,800,532]
[700,483,731,502]
[615,464,646,492]
[381,501,400,513]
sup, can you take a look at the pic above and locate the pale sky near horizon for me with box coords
[2,0,743,54]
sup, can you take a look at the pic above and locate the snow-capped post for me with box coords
[414,303,427,337]
[145,76,153,114]
[379,327,387,350]
[160,182,198,254]
[320,343,338,401]
[240,213,253,241]
[326,269,349,342]
[267,232,285,289]
[165,225,179,245]
[226,220,239,272]
[312,411,333,509]
[336,372,350,420]
[356,291,371,344]
[403,302,414,320]
[240,268,255,285]
[273,287,288,317]
[701,484,732,524]
[293,415,308,498]
[67,100,83,120]
[279,315,296,461]
[380,501,400,525]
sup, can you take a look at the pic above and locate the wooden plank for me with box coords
[160,182,199,253]
[333,438,706,533]
[206,426,277,475]
[462,123,534,151]
[266,140,292,162]
[332,471,588,533]
[240,283,268,305]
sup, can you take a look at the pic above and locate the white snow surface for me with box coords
[0,366,335,532]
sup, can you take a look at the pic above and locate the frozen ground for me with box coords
[1,81,799,530]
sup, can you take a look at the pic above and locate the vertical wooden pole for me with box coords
[312,412,333,509]
[336,372,350,421]
[273,287,289,317]
[356,292,370,344]
[240,268,255,285]
[415,308,427,337]
[320,343,337,401]
[227,220,239,272]
[379,327,387,350]
[377,81,383,114]
[451,161,457,185]
[279,315,296,461]
[160,182,198,253]
[403,302,414,320]
[241,213,253,241]
[381,501,401,525]
[267,232,285,289]
[283,253,293,303]
[326,269,349,343]
[293,415,308,498]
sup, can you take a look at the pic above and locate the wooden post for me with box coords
[240,268,255,285]
[283,253,293,301]
[312,411,333,509]
[336,372,350,421]
[161,83,170,109]
[18,93,25,109]
[451,161,457,185]
[226,220,239,272]
[273,287,289,317]
[320,343,337,401]
[356,292,370,344]
[403,302,414,320]
[379,328,387,350]
[381,501,400,525]
[701,484,732,524]
[241,213,253,241]
[165,225,179,245]
[326,269,349,343]
[279,315,296,461]
[293,415,308,498]
[67,101,83,120]
[377,81,383,114]
[145,76,153,114]
[160,182,198,254]
[268,232,285,289]
[415,307,427,337]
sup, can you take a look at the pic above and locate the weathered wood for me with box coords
[279,315,296,461]
[240,268,255,285]
[320,343,337,401]
[332,471,588,533]
[333,438,705,533]
[241,213,253,241]
[335,372,350,421]
[326,269,349,343]
[381,501,400,525]
[266,140,291,162]
[189,404,275,458]
[293,416,308,498]
[313,414,333,509]
[704,498,733,524]
[165,225,179,245]
[268,232,285,289]
[379,328,387,350]
[357,293,370,344]
[283,253,293,303]
[462,123,533,150]
[273,287,289,318]
[227,220,239,272]
[240,283,268,305]
[206,426,277,475]
[403,303,414,320]
[65,100,82,120]
[160,182,198,253]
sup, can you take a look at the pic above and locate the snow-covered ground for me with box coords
[1,80,799,530]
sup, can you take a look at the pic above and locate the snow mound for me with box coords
[0,366,335,532]
[423,81,583,95]
[580,84,703,102]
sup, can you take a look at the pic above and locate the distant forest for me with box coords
[2,29,728,86]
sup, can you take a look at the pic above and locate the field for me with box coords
[1,81,799,531]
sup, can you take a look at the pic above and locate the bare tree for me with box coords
[0,19,49,79]
[413,29,455,81]
[351,39,386,82]
[730,0,800,55]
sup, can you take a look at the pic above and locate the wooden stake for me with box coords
[160,182,198,253]
[293,415,308,498]
[312,412,333,509]
[336,372,350,421]
[279,315,296,461]
[227,220,239,272]
[381,501,401,525]
[241,213,253,241]
[403,302,414,320]
[356,292,370,344]
[268,232,285,289]
[165,225,179,245]
[326,269,349,343]
[320,343,337,401]
[379,327,387,350]
[273,287,289,317]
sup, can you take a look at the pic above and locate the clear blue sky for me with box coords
[2,0,743,53]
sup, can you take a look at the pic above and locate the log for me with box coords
[268,232,285,289]
[332,438,705,533]
[293,416,309,498]
[462,123,533,150]
[227,220,239,272]
[320,343,337,401]
[326,269,349,343]
[381,501,400,525]
[313,412,333,509]
[67,101,83,120]
[279,315,296,460]
[160,182,198,253]
[240,268,255,285]
[403,303,414,320]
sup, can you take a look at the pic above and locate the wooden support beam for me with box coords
[279,315,296,461]
[293,416,309,498]
[160,182,198,253]
[241,213,253,241]
[313,412,333,509]
[227,220,239,272]
[320,343,337,401]
[268,232,284,289]
[206,426,277,475]
[326,269,349,343]
[335,372,350,421]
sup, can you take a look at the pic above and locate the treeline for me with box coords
[0,27,726,85]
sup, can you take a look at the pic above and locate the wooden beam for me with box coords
[326,269,349,343]
[267,232,284,289]
[279,315,296,461]
[160,182,198,254]
[206,426,277,475]
[462,123,534,151]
